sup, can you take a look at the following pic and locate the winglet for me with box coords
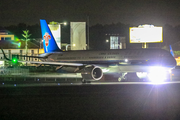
[0,48,11,61]
[170,45,174,57]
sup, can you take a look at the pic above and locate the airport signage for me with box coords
[129,25,163,43]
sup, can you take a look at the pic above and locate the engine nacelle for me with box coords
[81,66,103,81]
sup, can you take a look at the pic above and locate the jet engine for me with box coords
[81,66,103,81]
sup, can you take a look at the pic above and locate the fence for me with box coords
[0,67,29,76]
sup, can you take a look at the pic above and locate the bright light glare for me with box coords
[102,68,109,72]
[12,58,18,63]
[125,59,128,62]
[148,67,168,83]
[136,72,147,79]
[18,42,21,48]
[0,61,4,64]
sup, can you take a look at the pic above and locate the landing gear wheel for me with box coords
[118,77,123,82]
[118,77,126,82]
[82,79,91,84]
[82,79,86,83]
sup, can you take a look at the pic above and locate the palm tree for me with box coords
[22,30,31,56]
[22,30,31,66]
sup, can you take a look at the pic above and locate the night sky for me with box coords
[1,0,180,27]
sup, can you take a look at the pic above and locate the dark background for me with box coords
[1,0,180,27]
[1,0,180,50]
[1,84,180,119]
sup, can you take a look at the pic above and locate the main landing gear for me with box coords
[81,79,91,84]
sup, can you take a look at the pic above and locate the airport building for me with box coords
[70,22,86,50]
[106,34,126,49]
[0,30,14,40]
[0,30,43,67]
[48,21,87,50]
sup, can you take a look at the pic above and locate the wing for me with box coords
[18,60,84,66]
[1,48,83,67]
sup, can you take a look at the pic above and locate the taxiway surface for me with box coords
[1,81,180,119]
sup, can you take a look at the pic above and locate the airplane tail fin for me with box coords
[40,19,61,53]
[170,45,174,57]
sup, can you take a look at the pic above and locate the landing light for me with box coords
[102,68,109,72]
[148,66,168,83]
[125,59,128,62]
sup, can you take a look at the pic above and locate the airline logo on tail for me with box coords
[43,32,51,52]
[43,32,51,47]
[40,19,61,53]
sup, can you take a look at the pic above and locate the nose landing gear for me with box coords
[118,72,128,82]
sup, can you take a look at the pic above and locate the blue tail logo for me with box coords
[40,19,61,53]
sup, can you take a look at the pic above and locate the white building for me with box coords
[70,22,86,50]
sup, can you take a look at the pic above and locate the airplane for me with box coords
[1,19,177,83]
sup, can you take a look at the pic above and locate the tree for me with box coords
[22,30,31,66]
[22,30,31,55]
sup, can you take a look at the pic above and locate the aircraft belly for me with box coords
[107,65,171,73]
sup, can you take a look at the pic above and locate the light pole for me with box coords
[60,22,67,25]
[87,16,89,50]
[59,22,67,49]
